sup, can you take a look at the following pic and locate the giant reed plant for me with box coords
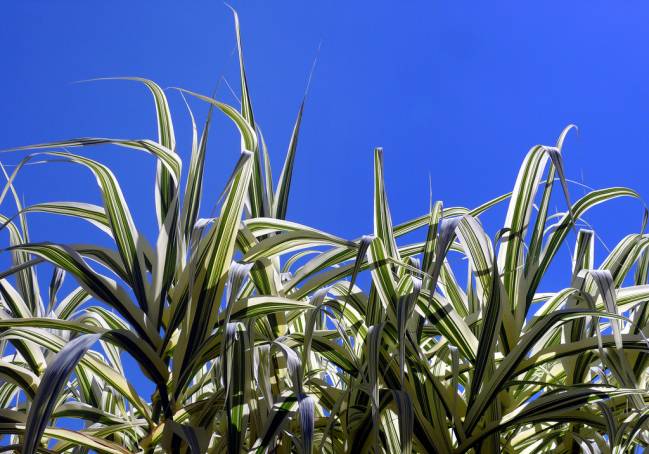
[0,10,648,454]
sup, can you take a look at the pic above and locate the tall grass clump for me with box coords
[0,10,648,454]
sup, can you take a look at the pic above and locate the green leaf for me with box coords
[23,333,102,454]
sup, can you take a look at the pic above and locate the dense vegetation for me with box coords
[1,11,648,454]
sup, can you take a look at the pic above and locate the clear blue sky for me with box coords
[1,0,649,407]
[2,2,648,242]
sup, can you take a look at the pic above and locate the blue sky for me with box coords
[1,0,649,412]
[2,2,648,246]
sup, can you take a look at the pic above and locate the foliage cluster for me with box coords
[0,11,648,454]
